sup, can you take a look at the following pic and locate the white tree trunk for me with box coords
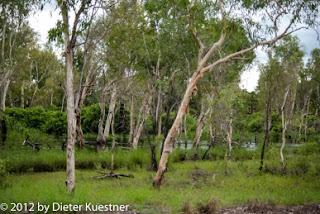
[226,118,233,156]
[1,79,10,111]
[21,81,25,108]
[132,94,152,149]
[280,87,290,169]
[65,51,76,192]
[97,98,107,145]
[193,104,210,149]
[153,78,197,186]
[128,95,135,145]
[103,87,117,144]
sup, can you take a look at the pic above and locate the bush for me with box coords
[42,111,67,135]
[81,104,100,133]
[5,107,66,136]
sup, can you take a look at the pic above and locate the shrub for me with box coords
[42,111,67,135]
[81,104,100,133]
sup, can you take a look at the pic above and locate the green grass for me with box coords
[1,160,320,213]
[1,129,320,213]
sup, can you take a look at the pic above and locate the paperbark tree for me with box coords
[192,99,211,149]
[58,0,98,192]
[102,86,117,146]
[132,92,153,149]
[153,0,312,187]
[97,82,113,146]
[128,95,135,145]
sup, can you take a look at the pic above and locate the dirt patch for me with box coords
[218,204,320,214]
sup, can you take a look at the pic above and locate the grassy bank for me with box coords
[1,160,320,213]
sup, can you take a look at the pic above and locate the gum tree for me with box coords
[153,0,319,187]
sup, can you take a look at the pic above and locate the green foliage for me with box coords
[1,158,320,212]
[5,107,67,136]
[43,111,67,136]
[81,104,100,133]
[0,159,6,177]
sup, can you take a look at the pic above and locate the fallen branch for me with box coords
[92,172,134,179]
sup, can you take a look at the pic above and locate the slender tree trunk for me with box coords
[128,95,135,145]
[21,81,24,108]
[75,65,96,148]
[154,89,162,135]
[298,91,311,142]
[60,1,77,192]
[158,113,162,137]
[304,96,310,140]
[132,94,152,149]
[1,79,10,111]
[316,86,320,116]
[226,118,233,157]
[30,86,38,107]
[50,90,54,106]
[280,87,290,169]
[97,96,107,145]
[102,87,117,145]
[61,93,65,112]
[280,85,296,169]
[193,104,210,149]
[65,49,76,192]
[259,89,272,171]
[153,76,198,186]
[202,124,215,160]
[75,108,84,148]
[111,115,116,150]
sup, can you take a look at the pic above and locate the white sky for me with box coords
[28,6,320,92]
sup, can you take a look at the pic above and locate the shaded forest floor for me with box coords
[1,160,320,213]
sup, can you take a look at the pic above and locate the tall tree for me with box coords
[153,0,319,187]
[56,0,106,192]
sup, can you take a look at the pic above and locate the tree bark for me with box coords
[280,86,291,169]
[97,94,107,145]
[192,103,210,149]
[226,118,233,157]
[102,87,117,145]
[153,76,198,186]
[259,85,272,170]
[65,48,76,192]
[0,79,10,111]
[128,95,135,145]
[75,108,84,148]
[21,81,25,108]
[132,93,152,149]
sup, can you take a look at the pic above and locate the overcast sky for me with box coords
[28,5,320,92]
